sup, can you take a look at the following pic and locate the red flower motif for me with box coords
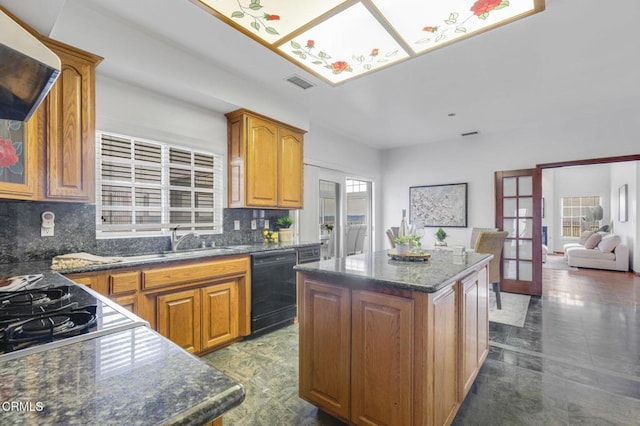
[264,14,280,21]
[331,61,351,73]
[371,48,379,56]
[422,26,438,33]
[306,40,315,49]
[470,0,502,16]
[0,138,19,168]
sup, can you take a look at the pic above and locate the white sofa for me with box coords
[564,233,629,272]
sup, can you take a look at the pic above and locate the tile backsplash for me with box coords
[0,200,291,264]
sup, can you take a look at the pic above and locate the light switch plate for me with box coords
[234,220,240,230]
[251,220,257,230]
[264,219,270,229]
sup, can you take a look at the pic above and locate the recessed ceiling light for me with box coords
[193,0,546,85]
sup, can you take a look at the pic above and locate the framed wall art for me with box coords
[409,183,467,228]
[619,184,628,222]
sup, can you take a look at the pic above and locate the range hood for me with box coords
[0,9,60,122]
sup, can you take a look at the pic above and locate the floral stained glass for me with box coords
[0,119,26,185]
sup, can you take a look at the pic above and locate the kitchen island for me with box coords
[294,249,493,426]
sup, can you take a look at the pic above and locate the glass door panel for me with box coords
[495,169,542,296]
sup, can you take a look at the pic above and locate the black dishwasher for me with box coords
[250,249,297,335]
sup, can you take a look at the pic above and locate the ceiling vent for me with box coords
[285,75,315,90]
[461,131,479,137]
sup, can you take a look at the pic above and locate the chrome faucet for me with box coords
[170,226,199,252]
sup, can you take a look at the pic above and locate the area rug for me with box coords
[489,291,530,327]
[544,254,579,271]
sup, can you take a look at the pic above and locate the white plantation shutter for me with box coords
[96,132,223,237]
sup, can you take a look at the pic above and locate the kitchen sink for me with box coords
[121,248,237,263]
[221,245,258,251]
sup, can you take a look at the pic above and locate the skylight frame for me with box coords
[192,0,546,86]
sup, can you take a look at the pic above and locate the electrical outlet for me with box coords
[234,220,240,230]
[41,227,54,237]
[251,220,257,230]
[264,219,270,229]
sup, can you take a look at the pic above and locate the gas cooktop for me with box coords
[0,280,148,362]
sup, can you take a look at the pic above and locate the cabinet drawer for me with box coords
[70,275,98,289]
[109,271,140,295]
[142,257,249,290]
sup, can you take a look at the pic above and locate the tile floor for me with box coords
[202,266,640,425]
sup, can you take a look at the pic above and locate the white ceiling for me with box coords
[3,0,640,150]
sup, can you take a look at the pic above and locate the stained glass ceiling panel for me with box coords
[277,3,410,84]
[371,0,541,54]
[196,0,348,45]
[193,0,545,85]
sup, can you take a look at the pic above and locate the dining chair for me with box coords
[469,227,498,250]
[474,231,508,310]
[386,229,397,248]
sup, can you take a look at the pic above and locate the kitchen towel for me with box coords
[51,252,123,270]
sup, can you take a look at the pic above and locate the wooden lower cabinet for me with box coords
[460,268,489,399]
[201,281,239,350]
[157,289,201,353]
[429,283,459,426]
[65,256,250,354]
[351,290,414,426]
[299,266,488,426]
[299,280,351,420]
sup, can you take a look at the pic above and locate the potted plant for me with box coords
[435,228,447,247]
[276,215,294,243]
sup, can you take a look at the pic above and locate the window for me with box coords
[346,179,367,193]
[561,196,602,237]
[96,132,223,237]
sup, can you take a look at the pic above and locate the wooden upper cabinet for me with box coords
[38,38,102,202]
[0,118,39,200]
[226,109,305,209]
[278,127,304,208]
[245,116,278,207]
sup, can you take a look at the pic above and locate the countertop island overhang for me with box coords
[295,249,493,426]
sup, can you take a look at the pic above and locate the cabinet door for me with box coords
[245,115,278,207]
[41,40,100,202]
[277,127,304,208]
[461,272,479,397]
[430,284,459,426]
[0,118,38,200]
[157,289,201,353]
[201,280,239,350]
[351,290,414,426]
[460,267,490,398]
[299,278,351,422]
[112,294,138,314]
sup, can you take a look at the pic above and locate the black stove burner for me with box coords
[0,286,98,353]
[0,286,72,307]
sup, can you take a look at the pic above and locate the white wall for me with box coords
[609,161,637,272]
[96,76,228,154]
[382,107,640,249]
[49,0,310,132]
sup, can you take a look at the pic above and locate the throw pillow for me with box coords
[579,231,594,245]
[598,234,621,253]
[583,233,602,249]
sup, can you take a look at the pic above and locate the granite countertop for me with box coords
[0,241,320,276]
[0,326,245,425]
[294,249,493,293]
